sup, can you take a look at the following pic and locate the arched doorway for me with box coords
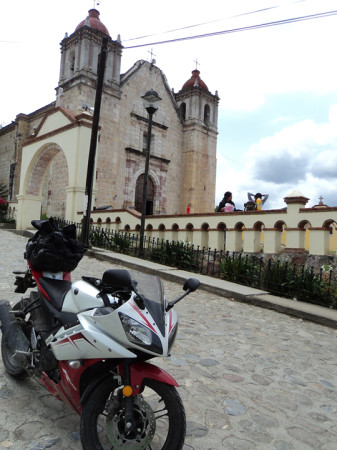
[17,107,93,230]
[26,143,69,218]
[135,174,154,215]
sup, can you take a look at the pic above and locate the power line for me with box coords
[123,0,308,42]
[124,9,337,49]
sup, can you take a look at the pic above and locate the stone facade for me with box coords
[0,9,219,223]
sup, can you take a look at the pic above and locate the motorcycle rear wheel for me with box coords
[80,378,186,450]
[1,299,30,379]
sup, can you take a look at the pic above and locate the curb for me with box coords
[7,231,337,329]
[86,248,337,329]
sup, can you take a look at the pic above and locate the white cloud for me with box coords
[216,103,337,209]
[3,0,337,213]
[311,150,337,179]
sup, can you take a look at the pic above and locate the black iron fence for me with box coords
[57,218,337,309]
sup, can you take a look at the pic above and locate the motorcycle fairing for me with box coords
[119,361,179,396]
[78,299,169,356]
[41,359,102,415]
[40,361,179,416]
[62,279,107,313]
[50,325,137,360]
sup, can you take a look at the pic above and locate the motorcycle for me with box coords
[0,220,200,449]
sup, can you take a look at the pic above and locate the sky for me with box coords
[2,0,337,210]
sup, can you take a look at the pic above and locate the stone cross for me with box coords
[193,58,200,70]
[148,48,156,63]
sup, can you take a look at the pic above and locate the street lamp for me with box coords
[139,89,162,257]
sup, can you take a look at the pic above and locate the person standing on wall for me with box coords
[247,192,269,210]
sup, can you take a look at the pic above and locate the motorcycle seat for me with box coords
[39,277,72,311]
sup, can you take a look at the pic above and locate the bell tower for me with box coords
[56,9,123,112]
[175,69,219,213]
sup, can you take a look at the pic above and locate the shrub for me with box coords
[146,240,195,270]
[220,253,260,286]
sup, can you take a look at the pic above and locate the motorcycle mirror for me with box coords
[183,278,200,292]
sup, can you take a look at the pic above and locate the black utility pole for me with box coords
[81,37,108,247]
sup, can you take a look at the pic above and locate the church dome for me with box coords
[75,9,110,36]
[182,69,209,91]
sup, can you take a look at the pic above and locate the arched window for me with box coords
[68,51,75,72]
[204,104,210,125]
[180,103,186,121]
[135,174,155,215]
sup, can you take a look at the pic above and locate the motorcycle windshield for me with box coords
[130,271,165,336]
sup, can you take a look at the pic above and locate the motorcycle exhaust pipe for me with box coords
[0,300,30,358]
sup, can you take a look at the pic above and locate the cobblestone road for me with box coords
[0,230,337,449]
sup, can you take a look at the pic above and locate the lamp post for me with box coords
[139,89,162,257]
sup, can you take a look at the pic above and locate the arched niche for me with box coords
[253,221,264,232]
[204,104,210,125]
[201,222,209,231]
[217,222,226,231]
[234,222,244,231]
[180,102,186,121]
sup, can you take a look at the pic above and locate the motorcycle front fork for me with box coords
[122,359,136,433]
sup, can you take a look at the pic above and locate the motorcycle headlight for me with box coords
[119,313,163,354]
[119,313,152,345]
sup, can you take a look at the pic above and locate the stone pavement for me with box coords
[0,229,337,449]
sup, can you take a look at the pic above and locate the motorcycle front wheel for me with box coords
[80,378,186,450]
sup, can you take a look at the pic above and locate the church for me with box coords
[0,9,219,229]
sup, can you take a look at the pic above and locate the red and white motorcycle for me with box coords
[0,229,199,449]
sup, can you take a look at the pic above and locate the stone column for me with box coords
[285,227,306,252]
[308,227,330,255]
[65,186,86,223]
[226,229,243,252]
[16,194,43,230]
[192,230,204,248]
[208,229,221,250]
[243,229,261,253]
[263,228,282,254]
[283,193,310,216]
